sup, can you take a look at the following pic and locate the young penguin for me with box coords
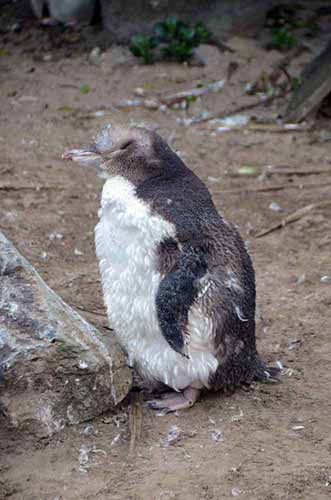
[63,125,277,412]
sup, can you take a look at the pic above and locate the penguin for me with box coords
[63,125,278,412]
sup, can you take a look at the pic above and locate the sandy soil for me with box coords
[1,15,331,500]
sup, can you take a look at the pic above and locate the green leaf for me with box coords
[163,15,180,36]
[58,105,75,113]
[178,25,195,43]
[194,22,212,43]
[0,48,10,56]
[130,34,156,64]
[79,84,91,94]
[238,165,257,175]
[153,22,169,42]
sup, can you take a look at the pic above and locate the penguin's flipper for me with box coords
[155,243,207,356]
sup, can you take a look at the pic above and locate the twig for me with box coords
[128,392,143,455]
[246,122,310,133]
[227,167,331,178]
[193,95,280,125]
[160,79,225,106]
[255,201,331,238]
[0,184,61,191]
[0,167,13,175]
[220,181,331,194]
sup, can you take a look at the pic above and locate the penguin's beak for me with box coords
[62,147,104,170]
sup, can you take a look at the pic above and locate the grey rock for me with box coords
[0,232,131,436]
[100,0,274,44]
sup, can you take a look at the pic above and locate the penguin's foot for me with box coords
[148,387,201,413]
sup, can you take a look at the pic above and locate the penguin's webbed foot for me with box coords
[147,386,200,413]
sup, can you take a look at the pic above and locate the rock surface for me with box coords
[100,0,274,44]
[0,232,131,436]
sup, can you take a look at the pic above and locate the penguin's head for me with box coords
[63,124,184,184]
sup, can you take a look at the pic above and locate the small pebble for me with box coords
[74,248,84,256]
[144,99,159,110]
[117,99,141,108]
[89,47,102,66]
[231,487,242,497]
[89,110,105,118]
[276,360,283,370]
[134,87,146,97]
[163,425,181,448]
[43,53,53,63]
[211,429,223,442]
[269,201,282,212]
[110,433,121,446]
[320,275,331,284]
[296,274,306,285]
[82,425,96,436]
[288,339,301,350]
[49,232,63,241]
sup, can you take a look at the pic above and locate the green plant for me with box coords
[79,84,91,94]
[271,27,297,50]
[130,17,212,64]
[291,76,301,91]
[130,34,157,64]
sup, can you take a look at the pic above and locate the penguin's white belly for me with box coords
[95,176,218,390]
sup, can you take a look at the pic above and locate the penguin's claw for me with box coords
[147,387,201,412]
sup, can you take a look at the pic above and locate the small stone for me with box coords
[82,425,96,436]
[269,201,282,212]
[89,110,105,118]
[134,87,146,97]
[49,232,63,241]
[89,47,102,66]
[231,487,242,497]
[43,53,53,63]
[40,251,48,260]
[296,274,306,285]
[110,433,121,446]
[321,275,331,284]
[163,425,182,448]
[117,99,142,109]
[276,360,284,370]
[144,99,159,110]
[211,429,223,442]
[79,444,90,472]
[292,425,305,431]
[74,248,84,256]
[288,339,301,350]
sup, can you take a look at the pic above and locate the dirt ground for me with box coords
[1,11,331,500]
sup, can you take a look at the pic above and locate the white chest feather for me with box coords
[95,176,218,390]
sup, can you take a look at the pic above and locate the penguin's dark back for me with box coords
[136,136,254,286]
